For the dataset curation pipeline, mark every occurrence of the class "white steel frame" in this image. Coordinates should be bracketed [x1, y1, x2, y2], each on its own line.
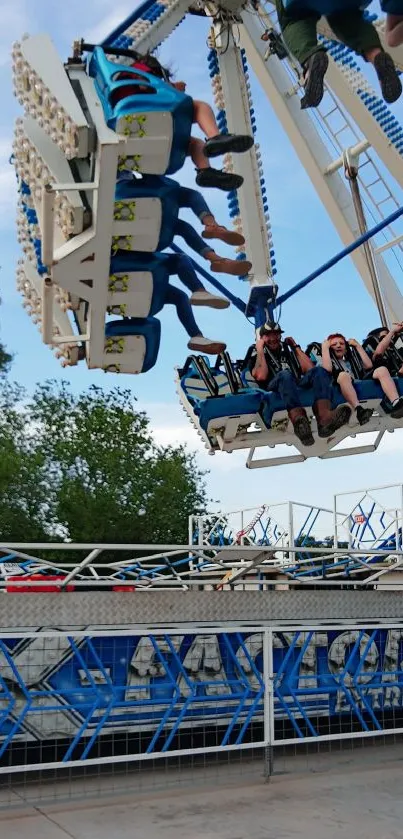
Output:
[2, 540, 403, 589]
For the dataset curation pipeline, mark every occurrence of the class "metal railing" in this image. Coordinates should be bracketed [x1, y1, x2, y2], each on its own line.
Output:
[1, 541, 403, 589]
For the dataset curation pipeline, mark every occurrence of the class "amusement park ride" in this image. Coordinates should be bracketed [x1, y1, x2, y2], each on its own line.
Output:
[11, 1, 403, 467]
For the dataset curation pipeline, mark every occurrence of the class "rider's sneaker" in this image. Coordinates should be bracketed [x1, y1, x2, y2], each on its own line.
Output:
[374, 52, 402, 104]
[300, 50, 329, 109]
[187, 336, 226, 355]
[190, 290, 229, 309]
[204, 133, 254, 158]
[196, 167, 243, 191]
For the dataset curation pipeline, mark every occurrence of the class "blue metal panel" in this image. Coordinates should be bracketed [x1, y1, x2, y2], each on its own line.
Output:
[2, 626, 403, 764]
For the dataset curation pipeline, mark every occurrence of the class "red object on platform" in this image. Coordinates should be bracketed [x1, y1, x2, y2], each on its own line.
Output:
[6, 575, 75, 593]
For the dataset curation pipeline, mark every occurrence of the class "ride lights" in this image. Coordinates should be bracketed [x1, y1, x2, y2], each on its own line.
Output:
[114, 200, 137, 221]
[111, 235, 132, 252]
[223, 152, 235, 172]
[11, 35, 89, 159]
[118, 154, 142, 172]
[13, 120, 80, 238]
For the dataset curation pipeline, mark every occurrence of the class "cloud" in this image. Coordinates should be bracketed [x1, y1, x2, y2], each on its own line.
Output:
[85, 3, 136, 44]
[0, 137, 17, 226]
[0, 2, 31, 66]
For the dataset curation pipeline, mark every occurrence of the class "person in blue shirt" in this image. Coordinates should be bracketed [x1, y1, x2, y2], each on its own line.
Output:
[275, 0, 402, 108]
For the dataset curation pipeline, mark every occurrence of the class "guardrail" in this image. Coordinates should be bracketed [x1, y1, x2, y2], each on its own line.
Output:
[1, 541, 403, 588]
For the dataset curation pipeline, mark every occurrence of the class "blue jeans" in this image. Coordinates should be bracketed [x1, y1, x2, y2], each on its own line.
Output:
[164, 253, 204, 339]
[164, 253, 204, 293]
[177, 186, 211, 221]
[165, 285, 200, 338]
[268, 367, 332, 410]
[174, 219, 211, 258]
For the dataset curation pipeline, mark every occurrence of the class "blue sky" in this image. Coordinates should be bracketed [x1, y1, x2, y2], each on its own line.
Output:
[1, 0, 403, 517]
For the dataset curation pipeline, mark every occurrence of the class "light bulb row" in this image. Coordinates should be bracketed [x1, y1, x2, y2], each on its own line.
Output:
[12, 41, 81, 159]
[17, 206, 71, 310]
[14, 122, 76, 237]
[16, 262, 77, 366]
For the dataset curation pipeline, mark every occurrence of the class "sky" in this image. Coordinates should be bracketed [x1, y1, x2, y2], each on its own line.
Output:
[1, 0, 403, 520]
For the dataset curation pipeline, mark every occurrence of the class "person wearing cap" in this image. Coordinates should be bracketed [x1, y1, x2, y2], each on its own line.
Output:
[247, 324, 351, 446]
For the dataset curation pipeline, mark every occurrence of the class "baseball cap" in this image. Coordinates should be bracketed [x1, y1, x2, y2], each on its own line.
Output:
[259, 321, 283, 337]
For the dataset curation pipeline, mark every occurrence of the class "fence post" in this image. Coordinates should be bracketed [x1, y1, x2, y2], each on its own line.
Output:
[263, 626, 274, 780]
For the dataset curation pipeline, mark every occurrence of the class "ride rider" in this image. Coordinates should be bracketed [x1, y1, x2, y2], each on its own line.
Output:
[112, 53, 254, 192]
[246, 323, 351, 446]
[363, 323, 403, 378]
[322, 333, 403, 422]
[275, 0, 402, 109]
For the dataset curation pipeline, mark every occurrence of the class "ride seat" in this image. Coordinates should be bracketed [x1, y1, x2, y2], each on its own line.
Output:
[114, 176, 180, 252]
[103, 317, 161, 374]
[196, 392, 263, 434]
[90, 47, 193, 175]
[181, 371, 233, 404]
[179, 357, 263, 440]
[108, 251, 171, 318]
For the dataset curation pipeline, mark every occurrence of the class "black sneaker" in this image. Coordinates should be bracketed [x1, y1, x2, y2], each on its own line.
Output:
[196, 167, 244, 191]
[293, 416, 315, 447]
[204, 133, 254, 159]
[356, 405, 374, 425]
[300, 50, 329, 109]
[374, 52, 402, 104]
[390, 396, 403, 418]
[317, 405, 352, 438]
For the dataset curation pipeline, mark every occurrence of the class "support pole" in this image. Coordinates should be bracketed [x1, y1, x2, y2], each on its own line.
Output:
[41, 277, 54, 345]
[346, 163, 389, 328]
[41, 184, 55, 269]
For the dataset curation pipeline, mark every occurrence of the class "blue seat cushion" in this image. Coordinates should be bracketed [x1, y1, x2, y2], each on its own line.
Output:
[197, 392, 263, 432]
[261, 377, 403, 429]
[105, 317, 161, 372]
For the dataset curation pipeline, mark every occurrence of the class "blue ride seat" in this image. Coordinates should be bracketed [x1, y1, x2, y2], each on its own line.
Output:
[114, 175, 180, 252]
[89, 47, 193, 175]
[332, 377, 403, 407]
[104, 317, 161, 374]
[196, 392, 263, 433]
[179, 357, 263, 435]
[109, 251, 171, 318]
[261, 376, 403, 430]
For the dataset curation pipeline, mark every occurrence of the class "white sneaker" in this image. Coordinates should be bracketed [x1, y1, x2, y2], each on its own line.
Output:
[187, 336, 226, 355]
[190, 290, 230, 309]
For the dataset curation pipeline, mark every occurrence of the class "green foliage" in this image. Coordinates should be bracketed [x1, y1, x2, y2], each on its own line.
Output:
[0, 380, 208, 546]
[0, 343, 12, 374]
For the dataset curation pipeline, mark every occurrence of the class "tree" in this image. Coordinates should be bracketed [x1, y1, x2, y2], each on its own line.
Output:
[0, 297, 12, 374]
[0, 381, 50, 541]
[0, 343, 12, 374]
[0, 381, 208, 548]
